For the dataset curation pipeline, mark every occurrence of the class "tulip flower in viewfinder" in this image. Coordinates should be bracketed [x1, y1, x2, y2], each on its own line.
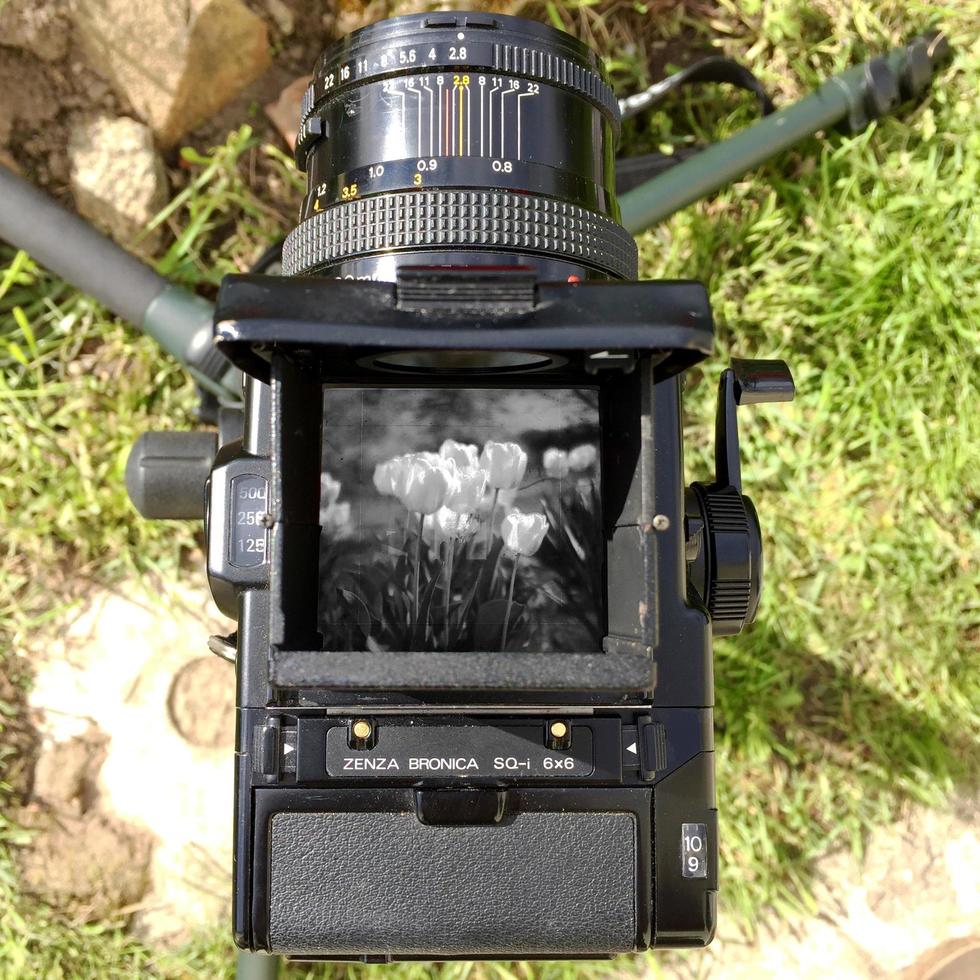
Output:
[424, 506, 478, 551]
[477, 488, 496, 517]
[499, 509, 550, 648]
[568, 443, 598, 471]
[394, 454, 450, 515]
[480, 441, 528, 490]
[387, 454, 414, 502]
[373, 456, 402, 496]
[500, 510, 549, 557]
[444, 464, 488, 514]
[440, 439, 480, 470]
[435, 506, 478, 540]
[543, 448, 571, 479]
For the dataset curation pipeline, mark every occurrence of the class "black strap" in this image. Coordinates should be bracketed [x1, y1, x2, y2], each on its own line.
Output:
[620, 55, 776, 119]
[665, 56, 775, 115]
[616, 57, 776, 195]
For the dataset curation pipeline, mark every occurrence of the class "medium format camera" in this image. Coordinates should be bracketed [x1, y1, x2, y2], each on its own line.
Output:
[128, 10, 793, 962]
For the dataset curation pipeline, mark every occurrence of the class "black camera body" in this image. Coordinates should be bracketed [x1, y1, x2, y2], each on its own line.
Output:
[198, 270, 791, 962]
[121, 10, 795, 962]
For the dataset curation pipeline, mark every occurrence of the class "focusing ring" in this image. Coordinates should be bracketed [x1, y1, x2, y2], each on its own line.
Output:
[282, 190, 639, 280]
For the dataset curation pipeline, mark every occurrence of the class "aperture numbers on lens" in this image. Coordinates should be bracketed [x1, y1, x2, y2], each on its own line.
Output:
[379, 47, 417, 68]
[301, 156, 612, 221]
[319, 42, 475, 97]
[320, 38, 494, 98]
[322, 63, 353, 92]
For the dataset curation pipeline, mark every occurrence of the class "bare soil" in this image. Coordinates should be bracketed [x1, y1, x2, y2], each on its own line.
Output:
[15, 805, 154, 922]
[23, 582, 235, 944]
[168, 656, 237, 748]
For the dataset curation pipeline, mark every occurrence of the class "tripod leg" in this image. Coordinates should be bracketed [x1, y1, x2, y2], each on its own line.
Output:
[235, 950, 281, 980]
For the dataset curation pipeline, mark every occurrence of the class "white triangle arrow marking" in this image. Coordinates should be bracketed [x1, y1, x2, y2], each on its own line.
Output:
[283, 743, 295, 755]
[626, 741, 637, 755]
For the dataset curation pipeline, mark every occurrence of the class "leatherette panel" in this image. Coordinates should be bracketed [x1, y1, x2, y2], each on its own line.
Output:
[268, 810, 636, 956]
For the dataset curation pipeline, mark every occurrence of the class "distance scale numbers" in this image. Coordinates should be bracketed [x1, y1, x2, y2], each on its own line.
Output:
[302, 153, 609, 223]
[380, 72, 542, 163]
[306, 72, 544, 214]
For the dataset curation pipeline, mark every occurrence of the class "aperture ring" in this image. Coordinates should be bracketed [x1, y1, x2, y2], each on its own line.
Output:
[301, 46, 619, 146]
[282, 190, 638, 280]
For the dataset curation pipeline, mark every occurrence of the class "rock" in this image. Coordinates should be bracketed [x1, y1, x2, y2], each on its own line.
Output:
[265, 0, 295, 35]
[264, 74, 311, 150]
[68, 115, 168, 256]
[0, 50, 59, 148]
[0, 148, 21, 173]
[71, 0, 271, 148]
[697, 795, 980, 980]
[0, 0, 71, 63]
[323, 0, 384, 39]
[15, 805, 154, 920]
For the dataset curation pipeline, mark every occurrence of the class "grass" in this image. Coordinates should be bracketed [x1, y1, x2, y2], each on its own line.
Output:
[1, 0, 978, 976]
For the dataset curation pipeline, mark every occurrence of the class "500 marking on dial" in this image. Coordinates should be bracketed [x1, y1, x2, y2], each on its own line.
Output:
[229, 474, 268, 569]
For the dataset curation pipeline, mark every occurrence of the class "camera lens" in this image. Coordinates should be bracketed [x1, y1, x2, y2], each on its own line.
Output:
[283, 11, 637, 282]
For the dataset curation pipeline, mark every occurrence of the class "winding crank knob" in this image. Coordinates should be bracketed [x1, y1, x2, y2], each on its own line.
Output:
[687, 358, 794, 636]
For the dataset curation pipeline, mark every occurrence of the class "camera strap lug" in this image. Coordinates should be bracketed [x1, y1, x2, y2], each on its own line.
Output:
[207, 632, 237, 664]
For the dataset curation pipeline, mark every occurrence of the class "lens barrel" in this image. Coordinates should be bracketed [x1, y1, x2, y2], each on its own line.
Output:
[284, 11, 637, 282]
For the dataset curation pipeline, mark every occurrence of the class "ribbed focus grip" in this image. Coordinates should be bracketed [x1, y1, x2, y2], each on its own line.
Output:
[282, 190, 639, 280]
